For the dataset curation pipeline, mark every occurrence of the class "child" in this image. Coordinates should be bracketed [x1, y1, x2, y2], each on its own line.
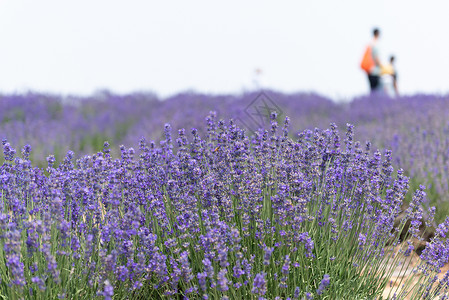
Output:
[380, 56, 399, 97]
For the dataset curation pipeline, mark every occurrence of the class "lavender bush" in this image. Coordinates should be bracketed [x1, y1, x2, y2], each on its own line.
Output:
[1, 112, 448, 299]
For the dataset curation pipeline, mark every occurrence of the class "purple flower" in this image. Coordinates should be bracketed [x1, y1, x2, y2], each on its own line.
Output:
[7, 255, 26, 287]
[179, 251, 194, 283]
[233, 260, 244, 279]
[217, 268, 228, 292]
[282, 255, 290, 276]
[31, 276, 46, 291]
[101, 280, 114, 300]
[252, 272, 267, 296]
[202, 258, 214, 279]
[263, 246, 274, 265]
[116, 265, 129, 282]
[294, 286, 300, 299]
[358, 233, 366, 248]
[197, 272, 208, 291]
[218, 247, 229, 268]
[316, 274, 330, 295]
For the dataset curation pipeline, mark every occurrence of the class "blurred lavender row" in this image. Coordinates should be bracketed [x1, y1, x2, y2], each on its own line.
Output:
[1, 91, 449, 216]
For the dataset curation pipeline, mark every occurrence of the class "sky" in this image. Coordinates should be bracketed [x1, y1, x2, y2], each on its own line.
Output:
[1, 0, 448, 101]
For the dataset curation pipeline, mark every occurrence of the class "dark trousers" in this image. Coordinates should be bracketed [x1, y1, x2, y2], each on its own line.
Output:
[368, 74, 380, 92]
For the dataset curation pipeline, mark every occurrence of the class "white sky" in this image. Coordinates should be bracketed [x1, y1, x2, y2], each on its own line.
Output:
[1, 0, 448, 101]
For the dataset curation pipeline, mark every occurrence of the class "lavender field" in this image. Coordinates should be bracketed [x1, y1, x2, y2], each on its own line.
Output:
[2, 91, 449, 220]
[1, 91, 449, 299]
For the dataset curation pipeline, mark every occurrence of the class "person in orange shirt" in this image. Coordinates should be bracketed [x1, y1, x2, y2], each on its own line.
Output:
[367, 28, 382, 92]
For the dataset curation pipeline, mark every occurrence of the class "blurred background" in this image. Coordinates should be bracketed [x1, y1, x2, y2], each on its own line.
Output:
[1, 0, 448, 101]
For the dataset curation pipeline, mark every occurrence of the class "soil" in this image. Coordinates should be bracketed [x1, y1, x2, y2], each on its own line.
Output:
[381, 248, 449, 299]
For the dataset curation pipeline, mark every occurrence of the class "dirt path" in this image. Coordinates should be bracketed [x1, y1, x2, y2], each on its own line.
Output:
[381, 249, 449, 299]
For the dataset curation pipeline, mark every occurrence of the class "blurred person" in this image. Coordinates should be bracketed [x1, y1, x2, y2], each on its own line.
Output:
[380, 56, 399, 97]
[360, 28, 382, 93]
